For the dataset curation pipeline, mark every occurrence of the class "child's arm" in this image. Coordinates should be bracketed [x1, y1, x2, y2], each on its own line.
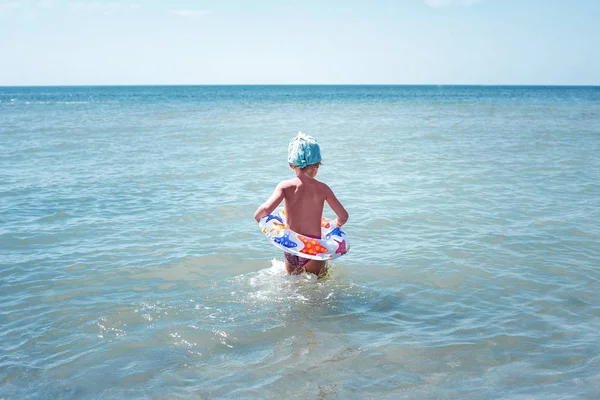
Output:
[325, 186, 348, 227]
[254, 182, 285, 222]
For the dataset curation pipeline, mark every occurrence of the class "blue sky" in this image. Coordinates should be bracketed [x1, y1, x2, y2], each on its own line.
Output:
[1, 0, 599, 85]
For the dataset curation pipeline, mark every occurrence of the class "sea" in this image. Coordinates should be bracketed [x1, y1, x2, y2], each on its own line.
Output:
[1, 85, 599, 399]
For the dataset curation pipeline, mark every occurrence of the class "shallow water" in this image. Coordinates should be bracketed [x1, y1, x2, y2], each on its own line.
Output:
[1, 86, 600, 399]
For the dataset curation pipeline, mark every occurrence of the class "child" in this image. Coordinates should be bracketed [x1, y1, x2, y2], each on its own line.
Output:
[254, 132, 348, 277]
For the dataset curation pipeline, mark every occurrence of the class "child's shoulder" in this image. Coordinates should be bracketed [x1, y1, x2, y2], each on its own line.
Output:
[277, 178, 299, 188]
[276, 177, 328, 190]
[274, 178, 299, 193]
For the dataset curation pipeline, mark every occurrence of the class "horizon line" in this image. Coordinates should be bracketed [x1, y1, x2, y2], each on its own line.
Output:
[1, 83, 599, 88]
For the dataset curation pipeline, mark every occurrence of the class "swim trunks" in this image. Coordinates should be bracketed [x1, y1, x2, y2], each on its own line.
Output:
[284, 252, 311, 268]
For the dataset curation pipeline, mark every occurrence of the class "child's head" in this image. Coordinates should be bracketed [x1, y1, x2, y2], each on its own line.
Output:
[288, 132, 322, 173]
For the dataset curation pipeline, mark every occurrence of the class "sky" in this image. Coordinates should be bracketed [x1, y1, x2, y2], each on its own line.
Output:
[0, 0, 599, 85]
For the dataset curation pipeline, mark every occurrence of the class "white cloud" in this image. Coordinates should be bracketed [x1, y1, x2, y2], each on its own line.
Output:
[169, 9, 210, 18]
[424, 0, 482, 8]
[36, 0, 53, 9]
[0, 1, 20, 9]
[68, 1, 118, 11]
[66, 1, 141, 12]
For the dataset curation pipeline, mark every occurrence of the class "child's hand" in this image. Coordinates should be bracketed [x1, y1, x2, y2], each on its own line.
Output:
[254, 209, 266, 222]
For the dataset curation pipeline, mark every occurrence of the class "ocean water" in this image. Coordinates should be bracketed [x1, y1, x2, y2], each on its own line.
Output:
[1, 85, 599, 399]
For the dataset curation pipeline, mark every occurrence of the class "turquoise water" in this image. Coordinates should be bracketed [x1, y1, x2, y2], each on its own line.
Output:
[1, 85, 599, 399]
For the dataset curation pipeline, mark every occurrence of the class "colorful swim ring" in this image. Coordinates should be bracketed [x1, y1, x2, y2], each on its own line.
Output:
[258, 208, 349, 261]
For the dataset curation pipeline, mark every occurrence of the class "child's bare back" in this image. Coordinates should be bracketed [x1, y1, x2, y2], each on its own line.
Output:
[254, 133, 348, 277]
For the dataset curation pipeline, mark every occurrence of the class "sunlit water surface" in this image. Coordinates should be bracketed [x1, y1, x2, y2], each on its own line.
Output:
[1, 86, 599, 399]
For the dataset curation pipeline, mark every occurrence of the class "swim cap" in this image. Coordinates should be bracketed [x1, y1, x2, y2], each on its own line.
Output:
[287, 132, 322, 169]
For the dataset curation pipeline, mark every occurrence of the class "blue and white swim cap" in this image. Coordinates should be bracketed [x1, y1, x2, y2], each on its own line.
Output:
[287, 132, 322, 169]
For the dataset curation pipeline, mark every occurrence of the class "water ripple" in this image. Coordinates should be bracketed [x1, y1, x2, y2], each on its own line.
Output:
[1, 86, 600, 399]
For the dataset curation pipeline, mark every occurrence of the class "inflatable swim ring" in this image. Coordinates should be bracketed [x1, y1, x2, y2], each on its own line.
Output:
[259, 208, 349, 261]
